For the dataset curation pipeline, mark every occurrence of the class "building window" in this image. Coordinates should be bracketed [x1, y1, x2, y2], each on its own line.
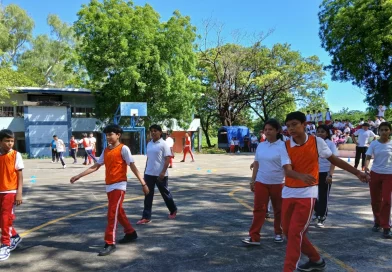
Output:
[27, 94, 62, 102]
[72, 107, 95, 118]
[0, 106, 14, 117]
[16, 106, 24, 117]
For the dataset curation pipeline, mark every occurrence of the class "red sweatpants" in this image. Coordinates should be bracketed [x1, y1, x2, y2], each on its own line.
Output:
[249, 182, 283, 241]
[369, 171, 392, 229]
[281, 198, 320, 272]
[105, 190, 135, 245]
[182, 146, 194, 161]
[0, 193, 18, 246]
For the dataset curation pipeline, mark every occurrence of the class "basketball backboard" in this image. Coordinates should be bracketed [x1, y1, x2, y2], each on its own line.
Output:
[120, 102, 147, 117]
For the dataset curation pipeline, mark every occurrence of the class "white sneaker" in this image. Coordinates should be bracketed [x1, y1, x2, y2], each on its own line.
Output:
[0, 245, 10, 261]
[9, 235, 22, 251]
[241, 237, 260, 246]
[274, 234, 284, 243]
[63, 165, 66, 169]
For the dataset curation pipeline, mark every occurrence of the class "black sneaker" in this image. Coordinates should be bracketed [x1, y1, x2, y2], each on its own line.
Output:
[118, 231, 138, 244]
[372, 223, 381, 232]
[316, 217, 326, 228]
[383, 228, 392, 239]
[98, 243, 116, 256]
[297, 258, 326, 271]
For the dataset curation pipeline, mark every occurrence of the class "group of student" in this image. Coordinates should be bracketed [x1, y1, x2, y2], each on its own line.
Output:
[242, 111, 392, 271]
[49, 133, 99, 169]
[1, 111, 391, 271]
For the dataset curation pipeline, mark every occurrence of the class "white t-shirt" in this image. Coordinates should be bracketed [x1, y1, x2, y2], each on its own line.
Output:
[254, 140, 289, 184]
[344, 127, 351, 134]
[0, 149, 24, 193]
[165, 137, 174, 148]
[354, 129, 376, 147]
[378, 106, 386, 117]
[233, 140, 239, 145]
[306, 114, 311, 122]
[89, 137, 97, 150]
[97, 145, 134, 192]
[317, 112, 323, 122]
[366, 140, 392, 174]
[79, 138, 92, 150]
[375, 119, 381, 127]
[251, 136, 258, 144]
[311, 113, 317, 122]
[280, 135, 333, 198]
[145, 139, 171, 176]
[55, 139, 65, 152]
[325, 111, 332, 121]
[319, 139, 338, 173]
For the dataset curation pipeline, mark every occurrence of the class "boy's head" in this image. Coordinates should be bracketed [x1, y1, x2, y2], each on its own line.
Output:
[362, 123, 370, 131]
[0, 129, 15, 152]
[312, 110, 316, 113]
[307, 110, 310, 113]
[53, 135, 58, 140]
[326, 108, 329, 111]
[89, 132, 94, 137]
[149, 124, 162, 141]
[103, 124, 123, 145]
[82, 133, 87, 138]
[285, 111, 306, 137]
[71, 135, 75, 139]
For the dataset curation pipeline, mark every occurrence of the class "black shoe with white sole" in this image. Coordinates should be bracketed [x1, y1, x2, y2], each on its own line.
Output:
[98, 244, 116, 256]
[372, 223, 381, 232]
[241, 237, 260, 246]
[118, 231, 138, 244]
[297, 258, 326, 271]
[383, 228, 392, 239]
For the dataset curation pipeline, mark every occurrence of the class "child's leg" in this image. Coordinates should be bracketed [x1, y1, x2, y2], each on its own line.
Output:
[361, 147, 368, 168]
[0, 194, 16, 246]
[189, 149, 194, 161]
[156, 176, 177, 214]
[380, 174, 392, 229]
[182, 147, 189, 161]
[105, 190, 129, 245]
[270, 184, 283, 235]
[84, 151, 88, 163]
[142, 175, 156, 220]
[248, 182, 269, 242]
[58, 152, 65, 166]
[115, 191, 135, 234]
[51, 149, 56, 162]
[369, 171, 383, 226]
[316, 172, 330, 218]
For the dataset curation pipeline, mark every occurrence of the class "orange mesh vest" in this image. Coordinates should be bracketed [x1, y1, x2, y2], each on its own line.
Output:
[285, 136, 319, 188]
[104, 144, 127, 185]
[185, 137, 191, 145]
[70, 139, 78, 149]
[0, 150, 18, 191]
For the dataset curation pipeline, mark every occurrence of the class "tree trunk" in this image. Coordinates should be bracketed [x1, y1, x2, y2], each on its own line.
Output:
[200, 116, 213, 148]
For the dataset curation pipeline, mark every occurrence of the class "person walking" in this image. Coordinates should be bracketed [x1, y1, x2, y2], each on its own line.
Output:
[365, 122, 392, 239]
[50, 137, 59, 163]
[351, 123, 376, 170]
[53, 135, 66, 169]
[165, 131, 174, 168]
[137, 124, 177, 225]
[69, 135, 78, 164]
[180, 132, 195, 162]
[242, 119, 287, 246]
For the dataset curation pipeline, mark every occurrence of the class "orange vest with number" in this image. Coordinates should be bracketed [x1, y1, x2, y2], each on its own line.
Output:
[104, 144, 127, 185]
[285, 136, 319, 188]
[0, 150, 18, 191]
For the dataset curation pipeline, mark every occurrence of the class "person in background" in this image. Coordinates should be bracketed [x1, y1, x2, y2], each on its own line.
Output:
[317, 110, 323, 126]
[53, 135, 66, 169]
[306, 111, 312, 124]
[180, 132, 195, 162]
[165, 131, 174, 168]
[80, 133, 97, 165]
[311, 110, 317, 123]
[230, 138, 235, 153]
[343, 124, 351, 135]
[374, 116, 381, 135]
[50, 136, 59, 163]
[365, 122, 392, 239]
[233, 137, 240, 153]
[378, 105, 386, 118]
[325, 108, 332, 125]
[352, 123, 376, 170]
[69, 135, 78, 164]
[250, 134, 258, 153]
[89, 132, 97, 159]
[359, 118, 365, 126]
[259, 130, 266, 143]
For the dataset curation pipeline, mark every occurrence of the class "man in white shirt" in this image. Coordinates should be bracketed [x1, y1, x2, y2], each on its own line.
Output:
[165, 131, 174, 168]
[137, 124, 177, 224]
[351, 123, 376, 170]
[378, 105, 386, 118]
[250, 134, 258, 152]
[325, 108, 332, 125]
[306, 111, 312, 123]
[374, 117, 381, 134]
[311, 110, 317, 123]
[53, 135, 66, 169]
[317, 110, 323, 125]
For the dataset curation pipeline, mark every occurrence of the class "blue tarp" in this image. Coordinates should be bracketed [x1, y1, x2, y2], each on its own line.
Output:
[217, 126, 250, 149]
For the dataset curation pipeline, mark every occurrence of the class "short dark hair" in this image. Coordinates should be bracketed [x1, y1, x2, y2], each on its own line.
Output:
[103, 124, 123, 134]
[53, 135, 57, 138]
[82, 133, 87, 137]
[149, 124, 162, 132]
[0, 129, 14, 141]
[379, 122, 392, 131]
[285, 111, 306, 123]
[317, 125, 332, 140]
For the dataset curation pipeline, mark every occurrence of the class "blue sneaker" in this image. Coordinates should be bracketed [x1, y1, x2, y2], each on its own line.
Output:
[9, 235, 22, 251]
[0, 245, 10, 261]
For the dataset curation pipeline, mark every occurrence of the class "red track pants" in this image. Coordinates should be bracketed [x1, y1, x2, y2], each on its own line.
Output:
[0, 193, 18, 246]
[281, 198, 320, 272]
[249, 182, 283, 241]
[182, 146, 194, 161]
[105, 190, 135, 245]
[369, 171, 392, 229]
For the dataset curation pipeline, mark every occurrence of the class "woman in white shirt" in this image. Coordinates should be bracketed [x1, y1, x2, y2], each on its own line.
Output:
[314, 125, 338, 228]
[242, 119, 289, 245]
[365, 122, 392, 239]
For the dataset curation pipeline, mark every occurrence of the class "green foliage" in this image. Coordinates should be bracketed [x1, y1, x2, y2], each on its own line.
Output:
[0, 68, 37, 104]
[332, 107, 371, 124]
[74, 0, 199, 123]
[297, 94, 329, 113]
[319, 0, 392, 106]
[0, 4, 34, 67]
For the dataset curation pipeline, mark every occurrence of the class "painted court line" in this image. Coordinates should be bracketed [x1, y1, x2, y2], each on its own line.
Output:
[228, 187, 357, 272]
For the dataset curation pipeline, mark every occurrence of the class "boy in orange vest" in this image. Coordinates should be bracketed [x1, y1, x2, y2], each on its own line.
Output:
[69, 135, 78, 164]
[0, 129, 24, 261]
[70, 124, 149, 256]
[280, 112, 369, 272]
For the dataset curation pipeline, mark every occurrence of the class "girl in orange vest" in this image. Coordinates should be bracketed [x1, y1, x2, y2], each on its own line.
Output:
[70, 124, 149, 256]
[280, 111, 369, 272]
[180, 132, 195, 162]
[69, 135, 78, 164]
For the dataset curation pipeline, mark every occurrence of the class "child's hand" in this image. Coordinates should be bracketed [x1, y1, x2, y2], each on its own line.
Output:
[70, 176, 80, 184]
[16, 192, 23, 206]
[142, 185, 149, 196]
[300, 174, 316, 185]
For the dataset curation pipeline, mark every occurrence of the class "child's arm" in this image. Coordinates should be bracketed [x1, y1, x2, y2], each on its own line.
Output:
[250, 161, 259, 192]
[364, 155, 372, 173]
[327, 155, 369, 182]
[129, 163, 149, 195]
[283, 164, 316, 185]
[158, 157, 170, 181]
[16, 170, 23, 205]
[326, 164, 335, 184]
[70, 163, 101, 183]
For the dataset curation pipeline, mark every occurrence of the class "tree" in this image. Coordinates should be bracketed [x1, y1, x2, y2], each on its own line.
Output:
[74, 0, 199, 123]
[0, 4, 34, 67]
[0, 68, 37, 104]
[17, 14, 81, 87]
[297, 93, 329, 113]
[332, 107, 371, 124]
[319, 0, 392, 106]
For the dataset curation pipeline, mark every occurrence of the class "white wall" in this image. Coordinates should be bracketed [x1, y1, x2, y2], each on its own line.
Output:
[0, 117, 24, 132]
[26, 106, 67, 122]
[72, 118, 103, 132]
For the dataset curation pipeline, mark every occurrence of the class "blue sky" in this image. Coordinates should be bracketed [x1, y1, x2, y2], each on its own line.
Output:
[4, 0, 369, 112]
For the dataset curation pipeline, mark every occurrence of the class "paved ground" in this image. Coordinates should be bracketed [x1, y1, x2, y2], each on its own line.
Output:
[0, 154, 390, 272]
